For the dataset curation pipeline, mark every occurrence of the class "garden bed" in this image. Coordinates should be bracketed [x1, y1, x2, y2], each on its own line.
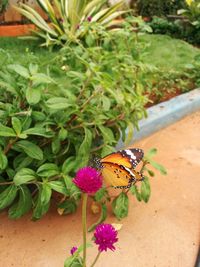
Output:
[0, 24, 35, 37]
[1, 34, 199, 104]
[0, 14, 200, 267]
[0, 32, 199, 222]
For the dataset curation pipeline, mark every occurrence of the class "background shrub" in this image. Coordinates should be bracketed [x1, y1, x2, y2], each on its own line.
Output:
[136, 0, 186, 17]
[148, 17, 200, 45]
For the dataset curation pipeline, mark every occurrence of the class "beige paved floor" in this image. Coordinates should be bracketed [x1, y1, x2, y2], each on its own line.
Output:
[0, 111, 200, 267]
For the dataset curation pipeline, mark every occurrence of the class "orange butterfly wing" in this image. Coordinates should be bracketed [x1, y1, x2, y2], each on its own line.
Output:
[101, 162, 134, 188]
[101, 148, 144, 168]
[100, 148, 144, 188]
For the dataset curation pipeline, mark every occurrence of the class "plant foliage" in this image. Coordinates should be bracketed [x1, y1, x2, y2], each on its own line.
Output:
[0, 0, 9, 15]
[15, 0, 127, 47]
[0, 18, 149, 220]
[136, 0, 186, 17]
[0, 18, 168, 221]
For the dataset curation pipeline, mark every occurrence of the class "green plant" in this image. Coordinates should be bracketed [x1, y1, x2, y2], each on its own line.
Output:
[63, 167, 118, 267]
[178, 0, 200, 21]
[183, 54, 200, 87]
[148, 17, 183, 36]
[15, 0, 127, 47]
[136, 0, 186, 17]
[0, 19, 167, 220]
[0, 0, 9, 16]
[148, 16, 200, 45]
[177, 0, 200, 44]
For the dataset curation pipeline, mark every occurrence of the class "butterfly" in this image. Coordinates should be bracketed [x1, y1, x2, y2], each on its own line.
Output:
[98, 148, 144, 189]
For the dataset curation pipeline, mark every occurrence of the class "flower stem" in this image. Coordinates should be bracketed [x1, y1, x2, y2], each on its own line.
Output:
[90, 251, 101, 267]
[82, 193, 88, 267]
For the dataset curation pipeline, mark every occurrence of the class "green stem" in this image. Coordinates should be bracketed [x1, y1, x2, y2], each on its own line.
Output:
[0, 181, 42, 186]
[82, 193, 88, 267]
[3, 137, 19, 155]
[90, 251, 101, 267]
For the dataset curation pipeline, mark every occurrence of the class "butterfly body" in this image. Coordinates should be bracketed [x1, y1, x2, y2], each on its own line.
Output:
[99, 148, 144, 188]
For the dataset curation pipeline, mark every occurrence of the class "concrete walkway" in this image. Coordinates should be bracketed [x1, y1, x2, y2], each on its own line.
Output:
[0, 111, 200, 267]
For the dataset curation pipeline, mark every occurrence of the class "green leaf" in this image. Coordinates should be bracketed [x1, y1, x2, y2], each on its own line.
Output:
[58, 127, 68, 141]
[0, 124, 16, 137]
[16, 156, 33, 171]
[32, 183, 52, 220]
[150, 160, 167, 175]
[0, 149, 8, 170]
[31, 73, 55, 85]
[98, 125, 115, 145]
[46, 97, 72, 110]
[62, 156, 77, 175]
[94, 187, 108, 202]
[63, 175, 81, 200]
[124, 122, 134, 146]
[130, 185, 142, 202]
[64, 257, 74, 267]
[14, 168, 37, 186]
[11, 117, 22, 135]
[64, 257, 83, 267]
[147, 169, 155, 177]
[0, 185, 18, 210]
[112, 192, 129, 220]
[26, 87, 41, 105]
[0, 176, 7, 193]
[85, 34, 94, 46]
[14, 140, 43, 160]
[76, 128, 92, 168]
[145, 148, 157, 160]
[101, 145, 115, 157]
[7, 64, 30, 78]
[101, 96, 111, 111]
[8, 185, 32, 219]
[29, 63, 38, 75]
[6, 168, 15, 179]
[51, 137, 60, 154]
[32, 111, 46, 121]
[49, 180, 69, 195]
[141, 176, 151, 203]
[58, 199, 77, 215]
[88, 203, 107, 232]
[23, 127, 53, 138]
[37, 163, 59, 177]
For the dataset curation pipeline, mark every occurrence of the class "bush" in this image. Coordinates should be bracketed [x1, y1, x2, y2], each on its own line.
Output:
[15, 0, 127, 47]
[148, 16, 200, 45]
[0, 21, 153, 220]
[136, 0, 186, 17]
[0, 0, 9, 16]
[148, 17, 183, 36]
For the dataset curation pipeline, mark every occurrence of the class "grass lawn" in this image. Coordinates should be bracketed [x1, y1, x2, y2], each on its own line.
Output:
[0, 34, 200, 71]
[0, 37, 57, 66]
[139, 34, 200, 71]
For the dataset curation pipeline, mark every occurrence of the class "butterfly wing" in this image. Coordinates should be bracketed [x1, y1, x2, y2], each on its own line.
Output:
[101, 162, 135, 188]
[101, 148, 144, 169]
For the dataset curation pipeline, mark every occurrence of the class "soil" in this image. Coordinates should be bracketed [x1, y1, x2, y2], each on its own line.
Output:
[145, 87, 183, 108]
[0, 110, 200, 267]
[145, 80, 196, 108]
[0, 21, 28, 26]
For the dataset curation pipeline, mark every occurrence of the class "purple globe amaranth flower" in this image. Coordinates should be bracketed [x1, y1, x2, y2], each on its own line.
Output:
[70, 246, 78, 255]
[94, 223, 118, 252]
[73, 167, 102, 194]
[87, 16, 92, 22]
